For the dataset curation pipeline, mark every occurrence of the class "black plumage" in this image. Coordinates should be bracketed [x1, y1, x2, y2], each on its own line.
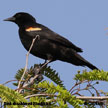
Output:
[4, 12, 98, 70]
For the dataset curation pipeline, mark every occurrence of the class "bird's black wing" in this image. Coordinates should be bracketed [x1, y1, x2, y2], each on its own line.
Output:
[26, 23, 83, 52]
[47, 31, 83, 52]
[40, 24, 83, 52]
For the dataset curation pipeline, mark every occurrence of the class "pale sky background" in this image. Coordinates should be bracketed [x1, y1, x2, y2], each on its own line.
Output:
[1, 0, 108, 107]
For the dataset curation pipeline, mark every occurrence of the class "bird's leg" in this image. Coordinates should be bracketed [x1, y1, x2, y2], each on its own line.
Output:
[41, 53, 53, 67]
[44, 60, 47, 64]
[29, 59, 52, 83]
[41, 60, 47, 66]
[41, 59, 52, 68]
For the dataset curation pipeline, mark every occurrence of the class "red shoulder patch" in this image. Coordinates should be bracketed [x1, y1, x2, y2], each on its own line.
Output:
[25, 27, 42, 32]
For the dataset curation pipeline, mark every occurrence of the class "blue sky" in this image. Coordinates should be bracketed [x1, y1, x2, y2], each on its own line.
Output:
[1, 0, 108, 105]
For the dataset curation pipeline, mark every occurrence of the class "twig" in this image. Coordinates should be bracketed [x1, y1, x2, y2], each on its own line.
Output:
[2, 80, 17, 85]
[24, 93, 57, 99]
[69, 80, 87, 94]
[76, 96, 108, 100]
[90, 84, 100, 96]
[17, 35, 39, 91]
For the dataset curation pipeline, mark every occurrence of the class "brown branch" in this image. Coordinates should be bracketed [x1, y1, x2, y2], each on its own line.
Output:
[17, 34, 51, 93]
[76, 96, 107, 106]
[24, 93, 57, 99]
[76, 96, 108, 100]
[18, 60, 51, 93]
[69, 80, 88, 93]
[2, 80, 17, 85]
[90, 84, 100, 96]
[17, 35, 39, 91]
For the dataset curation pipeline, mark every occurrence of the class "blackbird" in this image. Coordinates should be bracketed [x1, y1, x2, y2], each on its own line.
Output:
[4, 12, 98, 70]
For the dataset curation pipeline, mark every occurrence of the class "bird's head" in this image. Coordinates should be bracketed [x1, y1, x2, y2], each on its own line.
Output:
[4, 12, 36, 27]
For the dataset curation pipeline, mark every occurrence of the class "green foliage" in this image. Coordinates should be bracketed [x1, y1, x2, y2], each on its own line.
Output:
[74, 70, 108, 81]
[0, 81, 84, 108]
[11, 64, 84, 107]
[0, 84, 27, 108]
[13, 64, 65, 88]
[41, 65, 65, 88]
[35, 81, 84, 108]
[13, 68, 24, 86]
[29, 96, 55, 108]
[2, 65, 108, 108]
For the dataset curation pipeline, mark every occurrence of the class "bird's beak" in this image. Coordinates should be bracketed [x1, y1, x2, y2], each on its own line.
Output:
[4, 16, 15, 22]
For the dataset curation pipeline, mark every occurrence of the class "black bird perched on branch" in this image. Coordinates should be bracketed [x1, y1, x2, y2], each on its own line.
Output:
[4, 12, 98, 70]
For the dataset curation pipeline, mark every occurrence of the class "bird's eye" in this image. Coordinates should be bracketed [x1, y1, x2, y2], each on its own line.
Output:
[17, 14, 22, 18]
[14, 13, 21, 18]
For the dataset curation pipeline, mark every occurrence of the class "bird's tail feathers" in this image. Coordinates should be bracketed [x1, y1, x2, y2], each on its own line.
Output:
[84, 61, 99, 70]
